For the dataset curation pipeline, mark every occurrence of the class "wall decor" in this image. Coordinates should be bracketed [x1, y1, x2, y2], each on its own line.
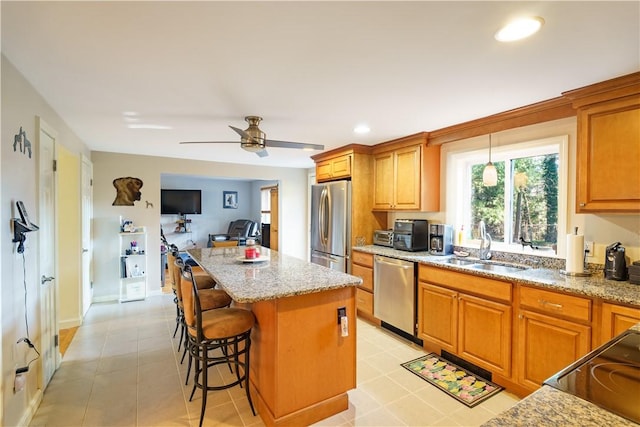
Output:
[13, 126, 32, 158]
[145, 201, 154, 209]
[223, 191, 238, 209]
[112, 177, 144, 206]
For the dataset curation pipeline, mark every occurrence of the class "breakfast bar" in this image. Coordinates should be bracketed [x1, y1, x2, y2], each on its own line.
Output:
[186, 246, 361, 427]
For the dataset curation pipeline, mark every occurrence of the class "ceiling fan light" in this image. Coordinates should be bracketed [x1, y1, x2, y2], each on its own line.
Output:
[483, 162, 498, 186]
[495, 17, 544, 42]
[241, 142, 265, 152]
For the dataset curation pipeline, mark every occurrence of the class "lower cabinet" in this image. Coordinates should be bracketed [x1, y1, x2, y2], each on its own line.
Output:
[516, 286, 592, 392]
[418, 266, 512, 377]
[352, 250, 376, 321]
[599, 302, 640, 345]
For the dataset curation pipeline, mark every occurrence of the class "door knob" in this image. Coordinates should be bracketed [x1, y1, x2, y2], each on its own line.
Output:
[82, 248, 89, 253]
[41, 275, 55, 285]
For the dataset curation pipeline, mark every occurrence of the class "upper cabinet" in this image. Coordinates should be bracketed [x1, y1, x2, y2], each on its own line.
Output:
[563, 72, 640, 213]
[315, 153, 352, 182]
[372, 133, 440, 212]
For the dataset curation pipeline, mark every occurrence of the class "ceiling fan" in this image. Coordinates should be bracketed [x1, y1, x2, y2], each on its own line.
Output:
[180, 116, 324, 157]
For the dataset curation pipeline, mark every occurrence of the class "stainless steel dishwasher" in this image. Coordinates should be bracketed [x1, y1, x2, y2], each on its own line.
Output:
[373, 255, 416, 338]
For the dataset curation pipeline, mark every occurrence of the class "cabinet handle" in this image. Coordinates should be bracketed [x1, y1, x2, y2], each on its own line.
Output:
[579, 203, 586, 207]
[518, 314, 523, 320]
[538, 299, 563, 310]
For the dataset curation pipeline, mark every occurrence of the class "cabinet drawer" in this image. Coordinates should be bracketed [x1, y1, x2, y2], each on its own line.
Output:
[352, 251, 374, 268]
[519, 286, 591, 322]
[419, 265, 512, 303]
[356, 288, 373, 315]
[352, 263, 373, 292]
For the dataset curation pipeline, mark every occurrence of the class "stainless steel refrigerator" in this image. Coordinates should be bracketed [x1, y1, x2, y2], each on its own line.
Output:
[310, 180, 351, 273]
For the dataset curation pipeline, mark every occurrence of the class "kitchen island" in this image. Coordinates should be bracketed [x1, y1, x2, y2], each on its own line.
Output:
[187, 247, 361, 427]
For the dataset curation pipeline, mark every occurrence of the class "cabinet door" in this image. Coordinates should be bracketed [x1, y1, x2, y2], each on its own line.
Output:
[316, 160, 334, 182]
[373, 152, 394, 209]
[599, 303, 640, 345]
[393, 145, 421, 210]
[418, 282, 457, 353]
[576, 96, 640, 212]
[517, 309, 591, 391]
[356, 288, 374, 316]
[458, 294, 512, 377]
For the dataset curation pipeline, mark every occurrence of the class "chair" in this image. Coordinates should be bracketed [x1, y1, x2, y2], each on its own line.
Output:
[212, 240, 239, 248]
[175, 258, 232, 385]
[182, 265, 256, 427]
[208, 219, 258, 246]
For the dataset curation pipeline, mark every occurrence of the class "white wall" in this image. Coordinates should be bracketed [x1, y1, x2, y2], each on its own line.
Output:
[1, 55, 90, 427]
[91, 151, 309, 302]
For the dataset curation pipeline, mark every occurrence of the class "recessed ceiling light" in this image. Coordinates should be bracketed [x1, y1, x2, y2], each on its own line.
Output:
[354, 124, 370, 134]
[495, 17, 544, 42]
[122, 111, 139, 117]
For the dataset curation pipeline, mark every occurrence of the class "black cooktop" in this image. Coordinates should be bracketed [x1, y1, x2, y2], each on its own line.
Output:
[545, 330, 640, 424]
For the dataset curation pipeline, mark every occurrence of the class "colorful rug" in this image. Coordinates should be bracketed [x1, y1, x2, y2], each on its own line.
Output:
[401, 353, 503, 407]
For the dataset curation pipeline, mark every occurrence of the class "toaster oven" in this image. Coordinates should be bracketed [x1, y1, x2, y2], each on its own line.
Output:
[373, 230, 394, 247]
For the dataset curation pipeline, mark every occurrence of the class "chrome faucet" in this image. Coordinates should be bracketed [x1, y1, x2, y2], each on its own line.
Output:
[479, 220, 492, 260]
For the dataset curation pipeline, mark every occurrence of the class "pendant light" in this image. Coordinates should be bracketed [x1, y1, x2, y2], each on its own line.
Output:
[482, 134, 497, 186]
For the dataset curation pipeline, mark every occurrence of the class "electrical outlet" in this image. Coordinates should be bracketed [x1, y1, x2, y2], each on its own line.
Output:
[585, 241, 594, 255]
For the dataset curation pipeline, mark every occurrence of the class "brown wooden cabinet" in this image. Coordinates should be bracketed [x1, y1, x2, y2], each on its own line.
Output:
[563, 72, 640, 212]
[599, 302, 640, 345]
[516, 286, 592, 392]
[372, 133, 440, 212]
[316, 154, 352, 182]
[312, 145, 387, 248]
[417, 265, 512, 377]
[351, 250, 377, 321]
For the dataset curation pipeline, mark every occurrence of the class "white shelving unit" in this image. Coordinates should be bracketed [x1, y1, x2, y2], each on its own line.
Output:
[119, 227, 147, 302]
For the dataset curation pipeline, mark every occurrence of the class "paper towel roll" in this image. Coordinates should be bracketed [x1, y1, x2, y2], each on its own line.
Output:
[566, 233, 585, 273]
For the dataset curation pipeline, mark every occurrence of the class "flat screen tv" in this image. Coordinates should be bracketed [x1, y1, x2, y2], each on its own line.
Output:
[161, 189, 202, 215]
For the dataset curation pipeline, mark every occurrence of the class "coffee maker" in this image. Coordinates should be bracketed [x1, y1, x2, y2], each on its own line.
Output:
[604, 242, 628, 281]
[429, 224, 453, 255]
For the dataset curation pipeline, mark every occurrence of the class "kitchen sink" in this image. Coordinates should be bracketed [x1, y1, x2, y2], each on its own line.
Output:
[444, 258, 477, 266]
[470, 263, 528, 273]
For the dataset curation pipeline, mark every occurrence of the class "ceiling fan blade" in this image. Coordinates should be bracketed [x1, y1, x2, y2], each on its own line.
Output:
[256, 149, 269, 158]
[265, 139, 324, 151]
[179, 141, 239, 144]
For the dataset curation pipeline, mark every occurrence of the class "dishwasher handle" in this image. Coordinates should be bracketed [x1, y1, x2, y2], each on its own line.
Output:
[375, 256, 413, 269]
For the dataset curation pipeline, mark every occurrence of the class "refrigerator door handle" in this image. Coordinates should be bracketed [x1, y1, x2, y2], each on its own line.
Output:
[319, 187, 330, 247]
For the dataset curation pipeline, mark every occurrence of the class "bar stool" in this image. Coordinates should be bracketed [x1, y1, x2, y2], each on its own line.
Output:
[175, 258, 233, 382]
[182, 265, 256, 427]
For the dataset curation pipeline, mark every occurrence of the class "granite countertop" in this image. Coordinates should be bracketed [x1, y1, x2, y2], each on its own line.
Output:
[187, 247, 362, 303]
[353, 245, 640, 306]
[481, 385, 638, 427]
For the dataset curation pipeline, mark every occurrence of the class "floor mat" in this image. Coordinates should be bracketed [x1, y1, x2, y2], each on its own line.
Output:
[401, 353, 503, 407]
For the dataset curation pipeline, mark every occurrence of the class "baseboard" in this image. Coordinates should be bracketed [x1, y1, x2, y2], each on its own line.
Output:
[59, 317, 82, 329]
[18, 387, 43, 427]
[91, 294, 119, 303]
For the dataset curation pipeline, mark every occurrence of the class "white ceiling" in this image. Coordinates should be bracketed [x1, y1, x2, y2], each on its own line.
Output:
[2, 1, 639, 168]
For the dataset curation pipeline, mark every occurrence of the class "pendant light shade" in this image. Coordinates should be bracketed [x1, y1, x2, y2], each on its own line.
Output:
[483, 135, 498, 186]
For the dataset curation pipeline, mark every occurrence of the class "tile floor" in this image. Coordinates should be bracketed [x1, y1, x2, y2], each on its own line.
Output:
[30, 294, 520, 427]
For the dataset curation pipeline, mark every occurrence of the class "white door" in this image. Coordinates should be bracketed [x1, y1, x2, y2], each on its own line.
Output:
[38, 117, 59, 387]
[81, 155, 93, 317]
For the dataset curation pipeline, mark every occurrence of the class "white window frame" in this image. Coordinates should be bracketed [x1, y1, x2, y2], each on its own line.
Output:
[449, 135, 568, 257]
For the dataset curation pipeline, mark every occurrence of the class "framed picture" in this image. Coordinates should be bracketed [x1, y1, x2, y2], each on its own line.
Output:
[223, 191, 238, 209]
